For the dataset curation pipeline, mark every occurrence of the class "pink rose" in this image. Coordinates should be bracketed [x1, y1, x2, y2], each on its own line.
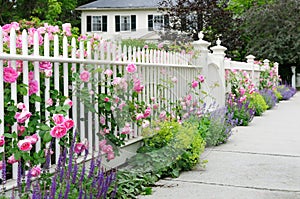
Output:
[46, 98, 53, 106]
[159, 111, 167, 119]
[15, 110, 32, 123]
[136, 113, 144, 121]
[100, 116, 106, 125]
[3, 67, 19, 83]
[39, 61, 52, 70]
[17, 139, 33, 151]
[18, 125, 26, 136]
[158, 43, 164, 49]
[7, 155, 18, 164]
[28, 71, 34, 81]
[17, 103, 26, 110]
[107, 152, 115, 160]
[126, 63, 137, 73]
[239, 87, 246, 96]
[104, 69, 113, 77]
[50, 125, 67, 139]
[198, 75, 205, 83]
[99, 139, 107, 149]
[0, 161, 3, 170]
[64, 98, 73, 107]
[74, 142, 86, 154]
[118, 101, 126, 110]
[63, 119, 74, 130]
[99, 128, 110, 135]
[104, 97, 109, 102]
[133, 78, 144, 93]
[44, 69, 53, 77]
[30, 166, 41, 177]
[191, 80, 199, 88]
[62, 23, 72, 36]
[120, 123, 131, 135]
[153, 104, 159, 110]
[102, 144, 113, 154]
[52, 114, 65, 125]
[80, 70, 90, 82]
[29, 80, 38, 96]
[143, 45, 148, 49]
[239, 96, 247, 103]
[142, 120, 150, 128]
[0, 135, 5, 147]
[25, 134, 39, 144]
[143, 107, 151, 118]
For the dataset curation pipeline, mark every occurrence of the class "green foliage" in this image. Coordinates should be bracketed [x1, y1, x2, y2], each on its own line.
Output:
[227, 0, 274, 16]
[121, 39, 157, 49]
[273, 89, 282, 102]
[248, 92, 268, 116]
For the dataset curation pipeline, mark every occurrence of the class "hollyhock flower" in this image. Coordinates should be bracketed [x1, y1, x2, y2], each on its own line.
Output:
[39, 61, 52, 70]
[25, 134, 39, 144]
[18, 125, 26, 136]
[198, 75, 205, 83]
[7, 155, 18, 164]
[44, 69, 53, 77]
[74, 142, 87, 154]
[143, 107, 151, 118]
[46, 98, 53, 106]
[17, 139, 32, 151]
[62, 23, 72, 36]
[15, 110, 32, 123]
[191, 80, 199, 88]
[142, 120, 150, 128]
[17, 103, 26, 110]
[3, 67, 19, 83]
[52, 114, 65, 125]
[63, 119, 74, 130]
[100, 116, 106, 125]
[104, 69, 113, 77]
[29, 80, 38, 96]
[64, 98, 73, 107]
[121, 123, 131, 134]
[80, 70, 90, 82]
[50, 125, 67, 139]
[126, 63, 137, 73]
[30, 166, 41, 177]
[136, 113, 144, 121]
[0, 135, 5, 147]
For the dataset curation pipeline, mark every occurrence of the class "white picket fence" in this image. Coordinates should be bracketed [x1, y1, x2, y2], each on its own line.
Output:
[0, 27, 275, 182]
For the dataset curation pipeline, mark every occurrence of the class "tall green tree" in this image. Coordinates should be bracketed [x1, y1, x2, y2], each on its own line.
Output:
[243, 0, 300, 82]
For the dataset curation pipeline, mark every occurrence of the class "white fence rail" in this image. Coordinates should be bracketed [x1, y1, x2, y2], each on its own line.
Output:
[0, 28, 274, 181]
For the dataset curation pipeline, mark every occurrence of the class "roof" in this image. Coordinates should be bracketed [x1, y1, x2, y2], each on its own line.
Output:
[76, 0, 163, 10]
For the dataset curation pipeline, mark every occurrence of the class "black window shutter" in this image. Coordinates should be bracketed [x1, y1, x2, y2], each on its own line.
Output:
[164, 15, 169, 29]
[131, 15, 136, 31]
[102, 16, 107, 32]
[87, 16, 91, 32]
[115, 15, 120, 32]
[148, 15, 153, 31]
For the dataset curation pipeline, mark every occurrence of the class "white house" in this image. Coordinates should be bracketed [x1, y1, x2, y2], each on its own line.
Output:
[76, 0, 169, 41]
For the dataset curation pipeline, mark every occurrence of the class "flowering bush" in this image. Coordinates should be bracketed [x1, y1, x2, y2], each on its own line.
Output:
[276, 85, 297, 100]
[247, 92, 268, 116]
[259, 89, 278, 109]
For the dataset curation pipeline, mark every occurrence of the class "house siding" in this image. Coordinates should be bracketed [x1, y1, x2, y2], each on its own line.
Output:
[81, 9, 163, 40]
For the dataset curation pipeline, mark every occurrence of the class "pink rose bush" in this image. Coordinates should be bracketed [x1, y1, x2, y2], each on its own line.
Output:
[3, 67, 19, 83]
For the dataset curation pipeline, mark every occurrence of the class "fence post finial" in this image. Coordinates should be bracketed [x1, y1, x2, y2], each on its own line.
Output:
[210, 38, 227, 57]
[246, 55, 255, 63]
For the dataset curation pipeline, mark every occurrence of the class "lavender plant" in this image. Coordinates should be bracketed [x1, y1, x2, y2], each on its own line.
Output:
[276, 85, 297, 100]
[259, 89, 277, 109]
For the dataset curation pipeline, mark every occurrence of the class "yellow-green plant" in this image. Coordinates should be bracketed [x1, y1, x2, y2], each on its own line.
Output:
[247, 92, 268, 116]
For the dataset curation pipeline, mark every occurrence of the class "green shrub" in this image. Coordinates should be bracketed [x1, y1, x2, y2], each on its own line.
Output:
[248, 92, 268, 116]
[273, 88, 283, 102]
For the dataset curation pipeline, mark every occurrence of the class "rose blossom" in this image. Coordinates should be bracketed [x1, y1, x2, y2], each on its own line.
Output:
[25, 134, 39, 144]
[44, 69, 53, 77]
[104, 97, 109, 102]
[29, 80, 38, 96]
[15, 110, 32, 123]
[63, 119, 74, 130]
[64, 98, 73, 107]
[0, 161, 3, 170]
[143, 107, 151, 118]
[30, 166, 41, 177]
[159, 111, 167, 119]
[18, 125, 26, 136]
[121, 123, 131, 134]
[28, 71, 34, 81]
[104, 69, 113, 77]
[100, 116, 106, 125]
[3, 67, 19, 83]
[50, 125, 67, 139]
[74, 142, 87, 154]
[46, 98, 53, 106]
[99, 139, 107, 149]
[17, 139, 33, 151]
[80, 70, 90, 82]
[136, 113, 144, 121]
[17, 103, 26, 110]
[100, 128, 110, 135]
[7, 155, 18, 164]
[52, 114, 65, 125]
[198, 75, 205, 83]
[107, 152, 115, 160]
[102, 144, 113, 154]
[39, 61, 52, 70]
[62, 23, 72, 36]
[191, 80, 199, 88]
[0, 135, 5, 147]
[126, 63, 137, 73]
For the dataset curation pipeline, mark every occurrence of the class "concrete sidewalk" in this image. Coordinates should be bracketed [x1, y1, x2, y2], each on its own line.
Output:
[139, 93, 300, 199]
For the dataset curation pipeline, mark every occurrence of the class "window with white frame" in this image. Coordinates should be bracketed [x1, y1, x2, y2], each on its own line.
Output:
[153, 15, 164, 31]
[92, 16, 102, 31]
[121, 16, 131, 31]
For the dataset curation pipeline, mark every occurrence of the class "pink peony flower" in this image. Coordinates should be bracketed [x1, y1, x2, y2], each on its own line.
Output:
[64, 98, 73, 107]
[63, 119, 74, 130]
[74, 142, 87, 154]
[30, 166, 41, 177]
[198, 75, 205, 83]
[17, 139, 33, 151]
[39, 61, 52, 70]
[136, 113, 144, 121]
[25, 134, 39, 144]
[0, 135, 5, 147]
[29, 80, 38, 96]
[104, 69, 113, 77]
[191, 80, 199, 88]
[50, 125, 67, 139]
[15, 110, 32, 123]
[52, 114, 65, 125]
[3, 67, 19, 83]
[80, 70, 90, 82]
[126, 63, 137, 73]
[7, 155, 18, 164]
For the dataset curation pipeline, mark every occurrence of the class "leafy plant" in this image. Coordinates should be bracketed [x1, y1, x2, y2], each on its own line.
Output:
[247, 92, 268, 116]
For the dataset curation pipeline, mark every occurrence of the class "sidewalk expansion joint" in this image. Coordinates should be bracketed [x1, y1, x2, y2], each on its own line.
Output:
[211, 149, 300, 158]
[162, 179, 300, 193]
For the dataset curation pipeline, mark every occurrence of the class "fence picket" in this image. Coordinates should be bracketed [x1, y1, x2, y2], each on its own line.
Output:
[0, 28, 4, 154]
[87, 41, 93, 152]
